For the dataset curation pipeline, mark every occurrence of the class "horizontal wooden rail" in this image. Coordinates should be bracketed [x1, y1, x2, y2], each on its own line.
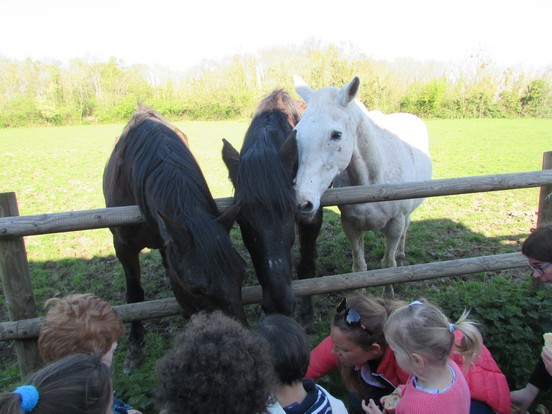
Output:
[1, 170, 550, 238]
[0, 252, 526, 341]
[320, 170, 552, 206]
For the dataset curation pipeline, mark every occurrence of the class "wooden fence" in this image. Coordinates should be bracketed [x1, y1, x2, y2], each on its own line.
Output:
[1, 152, 552, 376]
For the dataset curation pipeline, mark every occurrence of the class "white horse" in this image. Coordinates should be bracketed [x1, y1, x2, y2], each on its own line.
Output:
[292, 76, 432, 272]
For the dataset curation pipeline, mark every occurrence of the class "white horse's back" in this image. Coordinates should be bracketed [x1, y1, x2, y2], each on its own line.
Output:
[365, 109, 432, 182]
[367, 110, 430, 153]
[293, 76, 432, 271]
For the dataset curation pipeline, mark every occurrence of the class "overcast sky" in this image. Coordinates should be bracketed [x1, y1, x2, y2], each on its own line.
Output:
[1, 0, 551, 72]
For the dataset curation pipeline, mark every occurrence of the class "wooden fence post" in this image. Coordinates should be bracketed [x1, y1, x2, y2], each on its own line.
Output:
[0, 193, 42, 377]
[537, 152, 552, 227]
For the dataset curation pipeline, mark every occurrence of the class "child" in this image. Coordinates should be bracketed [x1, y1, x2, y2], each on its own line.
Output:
[0, 352, 112, 414]
[155, 310, 274, 414]
[361, 300, 482, 414]
[38, 293, 123, 364]
[511, 225, 552, 411]
[255, 314, 348, 413]
[306, 294, 510, 414]
[37, 293, 139, 414]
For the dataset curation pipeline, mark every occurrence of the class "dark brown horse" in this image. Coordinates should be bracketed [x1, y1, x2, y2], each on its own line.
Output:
[104, 106, 246, 368]
[222, 90, 322, 330]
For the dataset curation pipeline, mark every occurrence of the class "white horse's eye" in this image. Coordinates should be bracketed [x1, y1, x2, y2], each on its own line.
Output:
[330, 131, 342, 141]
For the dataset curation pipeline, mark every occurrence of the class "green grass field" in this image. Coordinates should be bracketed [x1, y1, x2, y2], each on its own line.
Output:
[1, 118, 552, 412]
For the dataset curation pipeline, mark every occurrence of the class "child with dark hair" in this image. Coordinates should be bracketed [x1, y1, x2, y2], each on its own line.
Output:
[0, 352, 112, 414]
[37, 294, 139, 414]
[155, 311, 274, 414]
[255, 314, 348, 413]
[511, 225, 552, 411]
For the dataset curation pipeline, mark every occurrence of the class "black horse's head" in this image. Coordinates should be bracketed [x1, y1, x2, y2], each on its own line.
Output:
[221, 90, 302, 316]
[105, 108, 248, 325]
[157, 204, 247, 324]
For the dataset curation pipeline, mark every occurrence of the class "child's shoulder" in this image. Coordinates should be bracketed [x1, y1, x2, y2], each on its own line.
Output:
[313, 383, 348, 414]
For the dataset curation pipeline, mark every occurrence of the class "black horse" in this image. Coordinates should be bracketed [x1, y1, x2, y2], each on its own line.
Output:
[104, 106, 246, 368]
[222, 90, 322, 330]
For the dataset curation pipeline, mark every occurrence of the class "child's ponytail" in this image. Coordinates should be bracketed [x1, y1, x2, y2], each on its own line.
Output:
[452, 309, 483, 367]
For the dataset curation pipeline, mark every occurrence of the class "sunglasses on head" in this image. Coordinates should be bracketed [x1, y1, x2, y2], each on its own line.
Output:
[336, 298, 371, 334]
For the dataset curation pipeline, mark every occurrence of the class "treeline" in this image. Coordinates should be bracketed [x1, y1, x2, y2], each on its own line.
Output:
[1, 43, 551, 127]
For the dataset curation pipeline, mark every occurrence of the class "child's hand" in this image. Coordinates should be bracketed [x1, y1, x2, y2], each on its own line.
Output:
[542, 346, 552, 376]
[380, 386, 402, 413]
[361, 398, 383, 414]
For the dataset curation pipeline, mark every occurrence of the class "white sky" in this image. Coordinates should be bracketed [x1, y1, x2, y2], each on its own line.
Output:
[1, 0, 551, 73]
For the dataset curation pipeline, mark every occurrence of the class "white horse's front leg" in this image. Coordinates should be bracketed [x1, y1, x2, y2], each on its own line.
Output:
[341, 217, 367, 272]
[382, 217, 407, 268]
[396, 215, 411, 266]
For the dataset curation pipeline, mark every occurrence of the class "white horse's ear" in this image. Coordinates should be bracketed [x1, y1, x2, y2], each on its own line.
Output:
[337, 76, 360, 107]
[293, 75, 313, 103]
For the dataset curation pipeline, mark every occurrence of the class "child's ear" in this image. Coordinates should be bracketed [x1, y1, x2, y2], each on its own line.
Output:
[411, 352, 425, 368]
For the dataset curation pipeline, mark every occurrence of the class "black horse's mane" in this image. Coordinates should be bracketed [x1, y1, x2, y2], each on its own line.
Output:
[109, 113, 240, 273]
[238, 112, 295, 218]
[236, 90, 300, 218]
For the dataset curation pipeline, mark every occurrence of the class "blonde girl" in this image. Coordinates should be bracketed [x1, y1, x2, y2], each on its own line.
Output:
[362, 300, 482, 414]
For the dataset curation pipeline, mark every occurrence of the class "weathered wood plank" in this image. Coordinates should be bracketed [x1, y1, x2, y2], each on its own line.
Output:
[538, 152, 552, 227]
[2, 171, 551, 238]
[0, 252, 525, 341]
[0, 193, 42, 375]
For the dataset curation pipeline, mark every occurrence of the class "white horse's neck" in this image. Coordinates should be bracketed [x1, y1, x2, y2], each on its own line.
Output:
[346, 102, 383, 186]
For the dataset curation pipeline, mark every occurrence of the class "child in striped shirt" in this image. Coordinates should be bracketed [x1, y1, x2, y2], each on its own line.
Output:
[255, 314, 348, 414]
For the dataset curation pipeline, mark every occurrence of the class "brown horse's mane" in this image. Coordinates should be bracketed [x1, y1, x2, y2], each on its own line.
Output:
[121, 104, 189, 146]
[105, 105, 240, 276]
[254, 89, 305, 128]
[107, 105, 191, 195]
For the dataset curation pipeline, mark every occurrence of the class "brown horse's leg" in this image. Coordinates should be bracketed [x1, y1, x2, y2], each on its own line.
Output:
[296, 207, 323, 333]
[113, 237, 145, 371]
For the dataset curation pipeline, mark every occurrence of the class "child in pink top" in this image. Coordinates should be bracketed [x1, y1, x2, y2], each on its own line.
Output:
[362, 300, 482, 414]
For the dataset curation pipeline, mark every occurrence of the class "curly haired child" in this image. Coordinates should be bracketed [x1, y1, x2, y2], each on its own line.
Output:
[37, 293, 139, 414]
[155, 310, 274, 414]
[38, 293, 123, 364]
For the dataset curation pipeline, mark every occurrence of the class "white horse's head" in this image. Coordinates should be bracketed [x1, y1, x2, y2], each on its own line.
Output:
[292, 75, 360, 219]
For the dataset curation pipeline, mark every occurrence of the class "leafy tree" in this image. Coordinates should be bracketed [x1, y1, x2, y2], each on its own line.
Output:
[0, 47, 551, 127]
[521, 79, 551, 117]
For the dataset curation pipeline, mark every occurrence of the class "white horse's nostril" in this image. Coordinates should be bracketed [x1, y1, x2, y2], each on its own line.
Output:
[297, 199, 316, 217]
